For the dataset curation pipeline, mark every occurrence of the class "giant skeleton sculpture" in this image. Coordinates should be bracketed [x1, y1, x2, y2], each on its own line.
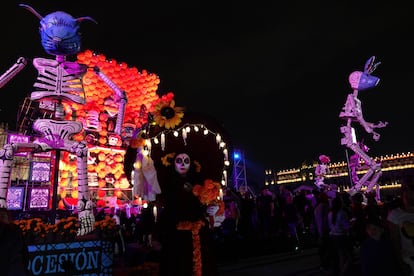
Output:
[339, 56, 388, 200]
[0, 4, 127, 235]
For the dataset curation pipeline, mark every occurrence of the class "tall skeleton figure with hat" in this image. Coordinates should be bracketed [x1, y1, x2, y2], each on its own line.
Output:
[339, 56, 388, 200]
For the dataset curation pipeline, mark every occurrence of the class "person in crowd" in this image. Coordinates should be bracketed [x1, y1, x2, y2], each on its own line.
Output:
[237, 190, 257, 240]
[387, 175, 414, 275]
[278, 185, 292, 209]
[139, 201, 156, 247]
[111, 207, 125, 255]
[328, 196, 353, 276]
[223, 188, 241, 233]
[156, 152, 218, 276]
[360, 216, 400, 276]
[256, 187, 275, 240]
[0, 208, 30, 276]
[313, 191, 331, 272]
[293, 189, 309, 234]
[281, 191, 300, 252]
[350, 192, 367, 248]
[364, 191, 383, 222]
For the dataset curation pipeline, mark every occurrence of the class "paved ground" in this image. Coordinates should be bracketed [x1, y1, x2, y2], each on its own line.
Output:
[112, 235, 362, 275]
[218, 248, 362, 276]
[112, 242, 162, 275]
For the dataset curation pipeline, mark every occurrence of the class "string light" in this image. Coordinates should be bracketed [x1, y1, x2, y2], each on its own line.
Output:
[216, 134, 221, 144]
[223, 149, 228, 161]
[182, 128, 187, 145]
[149, 123, 231, 186]
[161, 133, 165, 151]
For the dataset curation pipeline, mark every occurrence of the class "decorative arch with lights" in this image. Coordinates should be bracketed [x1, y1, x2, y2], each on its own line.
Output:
[148, 112, 232, 188]
[122, 110, 232, 205]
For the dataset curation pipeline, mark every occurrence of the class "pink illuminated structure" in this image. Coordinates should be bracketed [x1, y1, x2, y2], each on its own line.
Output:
[339, 56, 388, 200]
[0, 4, 121, 235]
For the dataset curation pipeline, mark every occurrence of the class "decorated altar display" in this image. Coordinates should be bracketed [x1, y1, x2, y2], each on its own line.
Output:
[0, 4, 171, 275]
[0, 3, 232, 275]
[0, 4, 165, 218]
[58, 49, 163, 208]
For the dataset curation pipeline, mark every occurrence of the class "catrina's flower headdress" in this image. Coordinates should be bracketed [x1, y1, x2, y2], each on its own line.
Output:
[161, 152, 176, 167]
[161, 152, 201, 173]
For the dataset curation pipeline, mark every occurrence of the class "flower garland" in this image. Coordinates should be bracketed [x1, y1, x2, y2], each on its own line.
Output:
[14, 216, 79, 244]
[93, 215, 118, 240]
[176, 220, 205, 276]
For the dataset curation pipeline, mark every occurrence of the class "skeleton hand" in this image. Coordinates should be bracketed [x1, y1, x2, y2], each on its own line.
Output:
[372, 131, 380, 141]
[206, 205, 219, 216]
[374, 121, 388, 129]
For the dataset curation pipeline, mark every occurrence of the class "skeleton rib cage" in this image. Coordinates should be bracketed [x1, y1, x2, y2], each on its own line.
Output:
[30, 57, 86, 105]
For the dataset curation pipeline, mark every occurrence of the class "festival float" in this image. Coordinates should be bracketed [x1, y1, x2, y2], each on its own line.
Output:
[0, 4, 231, 275]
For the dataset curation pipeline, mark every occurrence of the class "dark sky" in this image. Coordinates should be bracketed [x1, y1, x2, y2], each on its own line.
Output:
[1, 1, 413, 186]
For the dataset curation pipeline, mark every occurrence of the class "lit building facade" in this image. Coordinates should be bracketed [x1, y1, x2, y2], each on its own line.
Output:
[265, 152, 414, 197]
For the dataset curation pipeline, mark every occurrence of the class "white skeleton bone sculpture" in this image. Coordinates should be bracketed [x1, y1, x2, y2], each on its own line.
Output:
[339, 56, 388, 200]
[0, 4, 127, 235]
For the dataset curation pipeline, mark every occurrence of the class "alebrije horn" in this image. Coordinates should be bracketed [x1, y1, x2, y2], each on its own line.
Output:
[19, 3, 43, 20]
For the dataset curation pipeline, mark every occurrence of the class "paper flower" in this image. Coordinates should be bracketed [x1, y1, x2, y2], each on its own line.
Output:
[152, 99, 184, 129]
[161, 152, 176, 167]
[192, 179, 221, 206]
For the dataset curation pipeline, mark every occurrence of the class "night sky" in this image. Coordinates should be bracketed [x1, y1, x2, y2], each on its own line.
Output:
[1, 1, 413, 187]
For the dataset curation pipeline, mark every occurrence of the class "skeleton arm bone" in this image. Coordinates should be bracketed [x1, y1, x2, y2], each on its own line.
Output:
[340, 91, 388, 141]
[359, 118, 388, 141]
[357, 108, 388, 135]
[93, 66, 127, 135]
[0, 57, 27, 88]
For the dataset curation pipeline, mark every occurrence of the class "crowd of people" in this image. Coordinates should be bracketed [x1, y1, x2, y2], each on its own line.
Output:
[4, 174, 414, 275]
[110, 174, 414, 276]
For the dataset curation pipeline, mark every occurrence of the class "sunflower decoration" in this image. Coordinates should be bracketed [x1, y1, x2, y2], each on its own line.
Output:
[161, 152, 176, 167]
[152, 96, 185, 129]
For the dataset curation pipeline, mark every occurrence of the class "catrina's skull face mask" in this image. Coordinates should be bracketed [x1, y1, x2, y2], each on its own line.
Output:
[175, 153, 190, 176]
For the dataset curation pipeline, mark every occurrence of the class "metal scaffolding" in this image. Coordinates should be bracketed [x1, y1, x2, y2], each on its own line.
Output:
[232, 149, 248, 193]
